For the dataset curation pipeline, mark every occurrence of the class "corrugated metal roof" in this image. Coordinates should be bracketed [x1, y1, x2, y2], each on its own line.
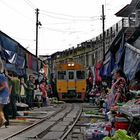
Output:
[130, 0, 140, 6]
[115, 0, 140, 17]
[115, 5, 134, 17]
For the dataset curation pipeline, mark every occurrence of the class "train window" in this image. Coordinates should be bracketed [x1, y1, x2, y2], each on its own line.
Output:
[58, 71, 66, 80]
[68, 71, 74, 80]
[76, 71, 85, 79]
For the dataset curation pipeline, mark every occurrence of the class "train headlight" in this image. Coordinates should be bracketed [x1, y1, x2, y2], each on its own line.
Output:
[68, 63, 75, 66]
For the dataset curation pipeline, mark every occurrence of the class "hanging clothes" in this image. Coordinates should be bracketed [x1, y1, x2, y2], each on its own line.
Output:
[95, 61, 103, 84]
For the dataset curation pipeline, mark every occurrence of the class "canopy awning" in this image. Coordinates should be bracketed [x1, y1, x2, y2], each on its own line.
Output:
[124, 43, 140, 80]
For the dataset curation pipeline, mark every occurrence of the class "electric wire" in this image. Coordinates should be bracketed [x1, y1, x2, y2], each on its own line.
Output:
[12, 36, 35, 41]
[43, 22, 80, 25]
[0, 0, 34, 22]
[1, 0, 127, 55]
[23, 0, 36, 10]
[40, 26, 83, 33]
[40, 12, 99, 21]
[41, 9, 99, 19]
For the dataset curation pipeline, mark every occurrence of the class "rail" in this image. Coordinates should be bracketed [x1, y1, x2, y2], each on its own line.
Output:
[3, 104, 66, 140]
[4, 103, 82, 140]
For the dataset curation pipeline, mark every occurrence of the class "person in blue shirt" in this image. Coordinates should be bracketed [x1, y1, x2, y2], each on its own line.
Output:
[0, 73, 9, 127]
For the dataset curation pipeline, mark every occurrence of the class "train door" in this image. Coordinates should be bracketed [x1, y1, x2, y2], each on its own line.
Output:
[67, 70, 76, 91]
[57, 71, 67, 93]
[76, 70, 86, 100]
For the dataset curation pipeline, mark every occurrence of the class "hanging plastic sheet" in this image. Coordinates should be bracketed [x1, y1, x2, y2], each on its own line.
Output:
[1, 49, 17, 64]
[100, 54, 116, 78]
[95, 61, 102, 83]
[5, 63, 26, 76]
[115, 43, 125, 69]
[100, 57, 110, 77]
[17, 44, 26, 57]
[112, 33, 125, 70]
[124, 43, 140, 80]
[32, 56, 38, 72]
[27, 54, 33, 69]
[15, 55, 25, 69]
[0, 33, 17, 52]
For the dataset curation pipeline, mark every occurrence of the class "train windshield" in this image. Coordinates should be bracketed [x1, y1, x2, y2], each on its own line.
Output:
[76, 71, 85, 79]
[68, 71, 74, 80]
[58, 71, 66, 80]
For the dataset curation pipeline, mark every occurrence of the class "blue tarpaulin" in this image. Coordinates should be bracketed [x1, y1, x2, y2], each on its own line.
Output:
[17, 45, 26, 57]
[1, 49, 17, 64]
[124, 43, 140, 80]
[0, 34, 17, 52]
[5, 63, 26, 76]
[100, 53, 116, 78]
[113, 33, 125, 69]
[1, 48, 26, 75]
[15, 55, 25, 69]
[115, 43, 125, 69]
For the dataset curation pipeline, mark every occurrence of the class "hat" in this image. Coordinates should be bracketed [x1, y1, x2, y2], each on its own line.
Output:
[0, 58, 4, 73]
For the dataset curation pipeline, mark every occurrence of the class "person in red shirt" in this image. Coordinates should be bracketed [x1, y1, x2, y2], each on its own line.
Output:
[39, 80, 47, 106]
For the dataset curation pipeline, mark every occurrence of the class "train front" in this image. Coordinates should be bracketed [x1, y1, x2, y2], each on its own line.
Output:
[56, 62, 86, 101]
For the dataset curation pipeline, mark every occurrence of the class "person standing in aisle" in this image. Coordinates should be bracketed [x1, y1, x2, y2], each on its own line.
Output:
[3, 70, 12, 127]
[19, 77, 27, 103]
[26, 75, 34, 109]
[0, 70, 10, 127]
[10, 73, 20, 119]
[39, 80, 48, 106]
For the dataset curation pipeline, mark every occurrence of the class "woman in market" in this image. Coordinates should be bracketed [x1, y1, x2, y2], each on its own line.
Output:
[107, 69, 127, 110]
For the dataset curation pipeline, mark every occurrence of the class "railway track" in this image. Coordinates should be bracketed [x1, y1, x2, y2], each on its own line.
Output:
[65, 104, 105, 140]
[4, 103, 82, 140]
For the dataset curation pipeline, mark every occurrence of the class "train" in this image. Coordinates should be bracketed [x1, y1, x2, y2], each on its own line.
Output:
[56, 61, 87, 101]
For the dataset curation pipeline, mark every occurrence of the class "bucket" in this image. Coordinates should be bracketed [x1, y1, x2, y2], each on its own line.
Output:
[115, 122, 129, 130]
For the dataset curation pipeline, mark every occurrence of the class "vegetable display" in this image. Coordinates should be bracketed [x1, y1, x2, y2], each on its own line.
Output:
[103, 130, 136, 140]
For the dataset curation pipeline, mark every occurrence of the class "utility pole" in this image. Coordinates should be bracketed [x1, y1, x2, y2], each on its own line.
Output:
[35, 8, 39, 57]
[102, 5, 105, 60]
